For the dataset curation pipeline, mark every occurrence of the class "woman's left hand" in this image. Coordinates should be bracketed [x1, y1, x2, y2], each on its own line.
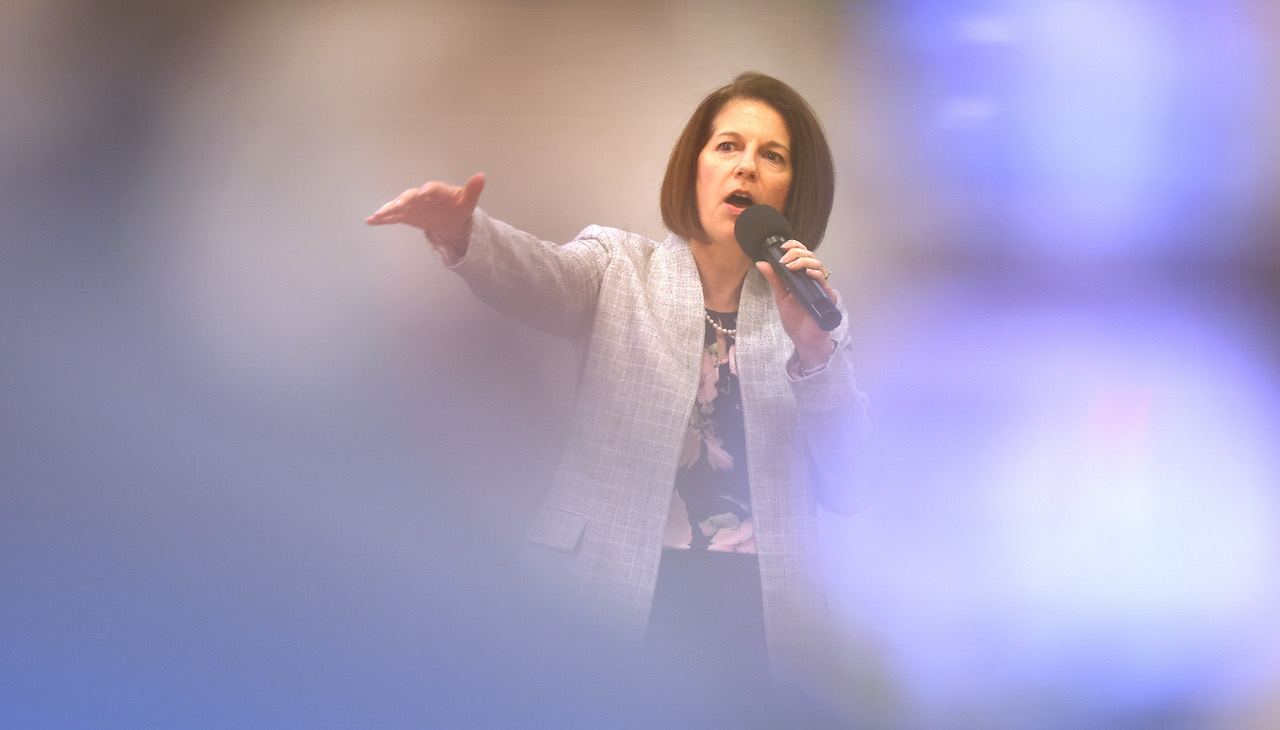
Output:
[756, 240, 837, 371]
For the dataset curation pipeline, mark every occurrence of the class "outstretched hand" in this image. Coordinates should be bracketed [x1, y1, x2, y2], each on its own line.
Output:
[366, 172, 486, 252]
[756, 240, 837, 371]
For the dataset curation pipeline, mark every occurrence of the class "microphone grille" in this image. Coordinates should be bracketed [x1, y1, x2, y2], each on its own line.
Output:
[734, 204, 793, 261]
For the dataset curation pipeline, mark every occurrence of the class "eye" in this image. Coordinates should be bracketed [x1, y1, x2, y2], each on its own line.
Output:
[764, 150, 786, 164]
[716, 141, 735, 152]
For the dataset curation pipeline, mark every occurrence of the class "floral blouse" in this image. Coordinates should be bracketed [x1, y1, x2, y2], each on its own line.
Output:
[662, 310, 755, 553]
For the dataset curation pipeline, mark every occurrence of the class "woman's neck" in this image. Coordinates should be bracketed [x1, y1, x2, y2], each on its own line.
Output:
[690, 237, 752, 312]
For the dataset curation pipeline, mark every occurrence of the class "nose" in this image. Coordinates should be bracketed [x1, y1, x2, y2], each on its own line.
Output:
[734, 147, 757, 179]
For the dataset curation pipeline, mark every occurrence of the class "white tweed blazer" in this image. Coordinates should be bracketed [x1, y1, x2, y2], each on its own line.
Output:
[449, 209, 876, 679]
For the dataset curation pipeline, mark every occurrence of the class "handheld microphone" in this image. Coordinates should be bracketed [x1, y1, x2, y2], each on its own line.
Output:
[734, 204, 841, 332]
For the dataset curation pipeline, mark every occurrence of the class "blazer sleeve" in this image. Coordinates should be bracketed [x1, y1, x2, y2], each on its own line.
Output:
[446, 208, 613, 340]
[787, 320, 882, 516]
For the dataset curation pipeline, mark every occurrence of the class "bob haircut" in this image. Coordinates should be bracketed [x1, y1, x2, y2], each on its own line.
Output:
[660, 72, 836, 250]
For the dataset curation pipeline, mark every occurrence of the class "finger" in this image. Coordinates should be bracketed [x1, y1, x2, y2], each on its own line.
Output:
[366, 207, 408, 224]
[778, 239, 814, 263]
[365, 199, 405, 225]
[372, 188, 411, 213]
[785, 245, 822, 269]
[459, 172, 486, 208]
[779, 249, 811, 265]
[374, 185, 423, 213]
[784, 253, 820, 270]
[804, 264, 837, 298]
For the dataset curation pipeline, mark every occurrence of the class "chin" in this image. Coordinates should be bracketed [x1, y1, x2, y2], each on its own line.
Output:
[707, 230, 735, 248]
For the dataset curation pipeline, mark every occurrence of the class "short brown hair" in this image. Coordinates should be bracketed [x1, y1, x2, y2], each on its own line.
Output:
[660, 72, 836, 250]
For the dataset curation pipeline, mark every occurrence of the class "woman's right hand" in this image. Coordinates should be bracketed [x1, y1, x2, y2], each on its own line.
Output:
[365, 172, 486, 253]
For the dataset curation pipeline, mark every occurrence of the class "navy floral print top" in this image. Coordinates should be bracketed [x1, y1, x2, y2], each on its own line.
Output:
[662, 310, 755, 553]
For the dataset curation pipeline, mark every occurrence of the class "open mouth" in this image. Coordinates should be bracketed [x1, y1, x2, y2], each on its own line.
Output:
[725, 192, 754, 209]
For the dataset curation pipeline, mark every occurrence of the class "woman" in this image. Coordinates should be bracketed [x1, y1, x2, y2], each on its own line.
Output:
[367, 73, 876, 691]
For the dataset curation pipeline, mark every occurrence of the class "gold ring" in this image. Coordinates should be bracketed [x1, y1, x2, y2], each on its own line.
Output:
[823, 267, 833, 281]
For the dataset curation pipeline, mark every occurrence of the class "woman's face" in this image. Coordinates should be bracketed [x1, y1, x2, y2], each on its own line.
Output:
[694, 97, 792, 249]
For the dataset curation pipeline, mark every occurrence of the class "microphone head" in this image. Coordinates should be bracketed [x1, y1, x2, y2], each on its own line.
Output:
[734, 204, 793, 261]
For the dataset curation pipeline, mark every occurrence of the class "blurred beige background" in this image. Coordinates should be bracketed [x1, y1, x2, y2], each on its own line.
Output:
[118, 0, 888, 429]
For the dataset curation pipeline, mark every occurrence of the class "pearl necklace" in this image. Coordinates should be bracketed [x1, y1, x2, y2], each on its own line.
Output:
[704, 311, 737, 337]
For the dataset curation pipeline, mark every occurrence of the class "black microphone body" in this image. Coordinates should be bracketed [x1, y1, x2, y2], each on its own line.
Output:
[734, 204, 842, 332]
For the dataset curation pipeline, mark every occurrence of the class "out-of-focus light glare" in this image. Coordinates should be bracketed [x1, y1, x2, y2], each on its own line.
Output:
[956, 17, 1018, 45]
[885, 1, 1277, 265]
[825, 280, 1280, 719]
[938, 96, 998, 130]
[1014, 1, 1183, 260]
